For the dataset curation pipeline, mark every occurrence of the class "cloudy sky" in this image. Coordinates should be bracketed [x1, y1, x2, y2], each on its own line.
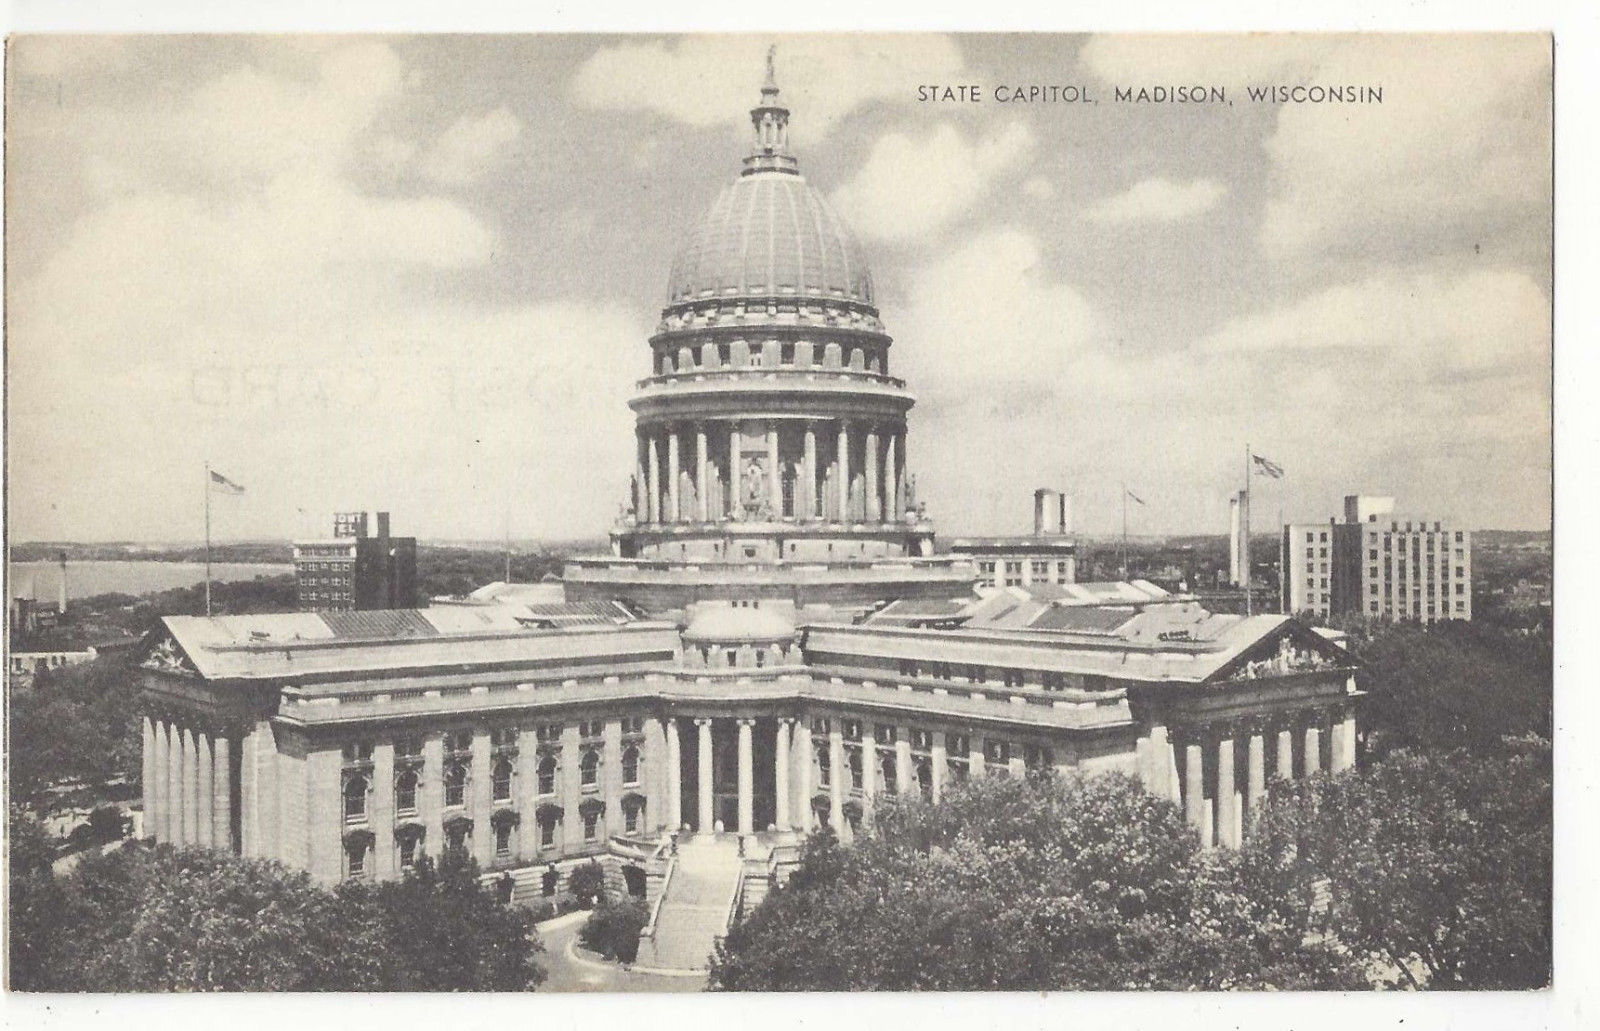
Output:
[5, 33, 1551, 543]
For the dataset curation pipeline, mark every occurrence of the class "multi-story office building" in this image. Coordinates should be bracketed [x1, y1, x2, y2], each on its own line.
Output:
[294, 511, 417, 612]
[949, 489, 1077, 589]
[1282, 495, 1471, 623]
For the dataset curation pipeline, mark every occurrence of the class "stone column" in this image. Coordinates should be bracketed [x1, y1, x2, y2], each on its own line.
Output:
[165, 721, 182, 842]
[765, 423, 782, 517]
[737, 719, 754, 835]
[1246, 731, 1266, 822]
[837, 421, 851, 522]
[803, 424, 818, 520]
[560, 724, 584, 851]
[196, 731, 214, 848]
[143, 716, 162, 841]
[422, 734, 445, 859]
[472, 730, 494, 866]
[774, 719, 791, 830]
[860, 737, 876, 814]
[666, 425, 681, 523]
[696, 424, 709, 522]
[1304, 722, 1322, 778]
[793, 722, 812, 831]
[637, 437, 649, 523]
[666, 717, 683, 831]
[1184, 740, 1205, 837]
[1276, 727, 1294, 781]
[968, 734, 986, 780]
[865, 426, 880, 523]
[646, 430, 661, 525]
[884, 433, 898, 523]
[895, 736, 912, 797]
[371, 740, 395, 877]
[603, 719, 623, 840]
[1335, 709, 1357, 772]
[828, 725, 845, 833]
[728, 423, 741, 519]
[1216, 735, 1239, 849]
[696, 718, 714, 833]
[930, 732, 948, 802]
[180, 726, 198, 845]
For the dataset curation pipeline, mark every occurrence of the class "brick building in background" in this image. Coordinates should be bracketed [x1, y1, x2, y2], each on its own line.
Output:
[294, 511, 417, 612]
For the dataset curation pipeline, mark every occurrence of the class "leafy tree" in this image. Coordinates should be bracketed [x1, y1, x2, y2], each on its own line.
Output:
[11, 655, 143, 800]
[8, 807, 72, 991]
[1243, 745, 1550, 989]
[579, 894, 648, 964]
[1347, 621, 1551, 759]
[349, 851, 546, 991]
[710, 773, 1361, 991]
[568, 858, 606, 908]
[9, 843, 545, 992]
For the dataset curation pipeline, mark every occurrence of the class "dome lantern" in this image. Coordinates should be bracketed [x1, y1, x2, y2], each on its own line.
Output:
[743, 46, 798, 177]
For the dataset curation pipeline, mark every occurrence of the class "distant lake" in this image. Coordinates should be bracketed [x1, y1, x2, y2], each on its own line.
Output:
[8, 560, 294, 602]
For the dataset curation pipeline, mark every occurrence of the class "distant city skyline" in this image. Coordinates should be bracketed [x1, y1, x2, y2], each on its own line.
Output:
[5, 35, 1552, 543]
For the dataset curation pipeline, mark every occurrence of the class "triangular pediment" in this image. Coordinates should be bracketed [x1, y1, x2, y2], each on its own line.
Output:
[138, 629, 200, 677]
[1210, 620, 1353, 684]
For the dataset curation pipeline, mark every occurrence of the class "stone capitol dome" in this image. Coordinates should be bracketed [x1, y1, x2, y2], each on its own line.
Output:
[561, 59, 975, 616]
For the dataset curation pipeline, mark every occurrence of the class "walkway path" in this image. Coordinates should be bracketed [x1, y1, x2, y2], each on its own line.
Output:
[638, 839, 743, 972]
[536, 912, 706, 992]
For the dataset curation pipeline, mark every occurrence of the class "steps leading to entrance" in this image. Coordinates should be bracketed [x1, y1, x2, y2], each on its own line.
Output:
[638, 840, 743, 971]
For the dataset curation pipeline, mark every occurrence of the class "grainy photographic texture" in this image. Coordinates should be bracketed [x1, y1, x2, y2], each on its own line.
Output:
[5, 34, 1552, 994]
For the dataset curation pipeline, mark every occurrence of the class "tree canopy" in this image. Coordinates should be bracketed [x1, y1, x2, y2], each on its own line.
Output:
[710, 773, 1361, 991]
[8, 841, 545, 992]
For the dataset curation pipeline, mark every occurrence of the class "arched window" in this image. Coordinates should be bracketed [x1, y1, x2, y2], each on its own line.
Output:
[492, 757, 514, 802]
[537, 755, 557, 796]
[343, 774, 368, 822]
[621, 745, 640, 785]
[345, 835, 370, 878]
[579, 749, 600, 788]
[444, 761, 467, 807]
[395, 769, 419, 815]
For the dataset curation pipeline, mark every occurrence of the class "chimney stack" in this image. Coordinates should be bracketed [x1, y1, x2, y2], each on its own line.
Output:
[1033, 488, 1050, 536]
[57, 551, 67, 614]
[377, 511, 391, 539]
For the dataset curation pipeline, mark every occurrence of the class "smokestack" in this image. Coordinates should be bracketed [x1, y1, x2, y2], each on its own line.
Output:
[377, 511, 391, 539]
[1033, 489, 1049, 536]
[1058, 492, 1070, 535]
[57, 551, 67, 614]
[1228, 495, 1242, 585]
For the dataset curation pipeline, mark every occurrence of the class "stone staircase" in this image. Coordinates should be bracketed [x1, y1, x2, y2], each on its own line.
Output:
[637, 839, 743, 971]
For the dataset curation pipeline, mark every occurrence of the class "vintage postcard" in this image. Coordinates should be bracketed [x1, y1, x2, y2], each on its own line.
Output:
[5, 32, 1555, 1005]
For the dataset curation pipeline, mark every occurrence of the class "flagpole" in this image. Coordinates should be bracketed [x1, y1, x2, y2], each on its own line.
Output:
[204, 460, 213, 618]
[1243, 444, 1252, 617]
[1120, 482, 1128, 580]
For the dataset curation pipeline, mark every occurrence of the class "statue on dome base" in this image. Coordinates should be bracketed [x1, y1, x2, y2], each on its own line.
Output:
[741, 458, 772, 521]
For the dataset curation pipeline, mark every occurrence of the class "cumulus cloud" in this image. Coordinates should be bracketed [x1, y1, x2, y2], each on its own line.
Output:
[419, 107, 523, 186]
[1080, 34, 1551, 260]
[1084, 177, 1225, 225]
[571, 34, 967, 136]
[1200, 269, 1549, 372]
[5, 39, 642, 542]
[831, 122, 1034, 244]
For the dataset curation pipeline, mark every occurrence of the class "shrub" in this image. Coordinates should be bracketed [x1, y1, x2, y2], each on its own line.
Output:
[568, 860, 606, 908]
[523, 896, 558, 923]
[578, 895, 649, 964]
[553, 890, 580, 915]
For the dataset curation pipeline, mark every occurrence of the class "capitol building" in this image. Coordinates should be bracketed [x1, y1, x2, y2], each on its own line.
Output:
[135, 66, 1361, 970]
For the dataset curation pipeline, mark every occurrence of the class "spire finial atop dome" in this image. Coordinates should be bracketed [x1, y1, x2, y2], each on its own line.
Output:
[744, 46, 798, 176]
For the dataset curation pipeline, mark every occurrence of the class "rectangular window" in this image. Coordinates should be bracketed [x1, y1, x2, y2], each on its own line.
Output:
[583, 811, 600, 841]
[1003, 669, 1025, 688]
[399, 835, 418, 869]
[494, 824, 513, 858]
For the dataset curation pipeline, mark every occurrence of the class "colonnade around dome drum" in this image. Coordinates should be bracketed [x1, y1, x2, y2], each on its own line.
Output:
[631, 417, 909, 531]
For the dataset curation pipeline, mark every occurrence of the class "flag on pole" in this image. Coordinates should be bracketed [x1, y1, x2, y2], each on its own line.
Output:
[1126, 490, 1146, 506]
[1251, 454, 1285, 479]
[209, 469, 247, 495]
